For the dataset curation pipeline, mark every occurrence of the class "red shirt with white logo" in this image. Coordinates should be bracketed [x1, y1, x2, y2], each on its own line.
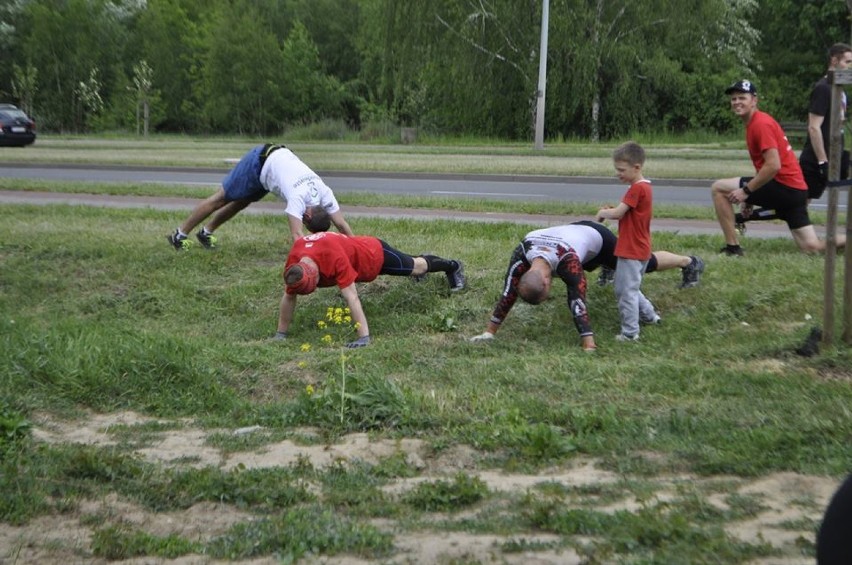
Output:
[285, 232, 383, 293]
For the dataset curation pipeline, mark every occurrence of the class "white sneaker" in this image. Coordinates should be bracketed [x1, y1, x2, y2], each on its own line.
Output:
[615, 333, 640, 342]
[641, 313, 661, 325]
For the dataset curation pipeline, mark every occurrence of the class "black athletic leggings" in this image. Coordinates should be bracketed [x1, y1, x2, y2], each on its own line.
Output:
[378, 239, 415, 276]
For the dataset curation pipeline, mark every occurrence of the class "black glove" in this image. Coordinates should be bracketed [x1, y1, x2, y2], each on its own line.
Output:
[819, 161, 829, 184]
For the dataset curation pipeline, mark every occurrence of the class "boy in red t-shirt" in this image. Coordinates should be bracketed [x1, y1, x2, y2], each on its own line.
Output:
[596, 141, 658, 342]
[276, 232, 465, 348]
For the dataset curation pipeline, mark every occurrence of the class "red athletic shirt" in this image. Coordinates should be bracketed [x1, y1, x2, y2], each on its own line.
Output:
[614, 180, 653, 260]
[284, 232, 383, 294]
[746, 110, 807, 190]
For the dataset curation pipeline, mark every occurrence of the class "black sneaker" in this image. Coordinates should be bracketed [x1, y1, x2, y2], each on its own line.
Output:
[719, 245, 744, 257]
[597, 266, 615, 286]
[447, 261, 466, 292]
[167, 230, 191, 251]
[680, 256, 705, 288]
[196, 230, 217, 250]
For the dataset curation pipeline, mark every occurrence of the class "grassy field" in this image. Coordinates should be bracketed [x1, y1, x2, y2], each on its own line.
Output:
[1, 137, 850, 563]
[0, 133, 751, 178]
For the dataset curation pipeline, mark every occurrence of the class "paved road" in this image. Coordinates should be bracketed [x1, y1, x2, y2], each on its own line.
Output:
[3, 162, 846, 211]
[1, 163, 848, 239]
[0, 162, 711, 205]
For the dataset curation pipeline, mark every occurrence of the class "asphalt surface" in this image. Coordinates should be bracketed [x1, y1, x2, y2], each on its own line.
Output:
[2, 162, 849, 239]
[0, 162, 848, 212]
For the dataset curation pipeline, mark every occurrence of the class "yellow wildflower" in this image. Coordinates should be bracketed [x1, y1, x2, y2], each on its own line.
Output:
[322, 334, 333, 344]
[305, 384, 315, 395]
[317, 320, 327, 329]
[300, 343, 311, 352]
[297, 361, 307, 369]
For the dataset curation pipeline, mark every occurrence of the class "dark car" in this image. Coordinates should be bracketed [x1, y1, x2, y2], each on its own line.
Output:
[0, 103, 36, 147]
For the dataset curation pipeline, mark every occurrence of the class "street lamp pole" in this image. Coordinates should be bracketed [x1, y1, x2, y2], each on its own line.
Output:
[534, 0, 550, 150]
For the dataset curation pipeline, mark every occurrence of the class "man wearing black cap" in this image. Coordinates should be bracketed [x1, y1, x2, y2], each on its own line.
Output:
[710, 80, 846, 255]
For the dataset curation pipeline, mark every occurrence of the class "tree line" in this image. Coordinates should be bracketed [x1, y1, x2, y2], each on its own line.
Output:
[0, 0, 849, 141]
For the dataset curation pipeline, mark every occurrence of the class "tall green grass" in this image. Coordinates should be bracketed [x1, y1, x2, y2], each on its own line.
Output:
[1, 204, 849, 561]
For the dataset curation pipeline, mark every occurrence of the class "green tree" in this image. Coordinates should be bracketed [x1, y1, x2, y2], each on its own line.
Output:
[11, 63, 38, 116]
[280, 20, 346, 125]
[201, 0, 287, 134]
[131, 0, 206, 131]
[17, 0, 128, 131]
[751, 0, 851, 122]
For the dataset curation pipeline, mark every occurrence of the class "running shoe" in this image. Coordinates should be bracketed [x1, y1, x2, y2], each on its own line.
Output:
[597, 266, 615, 286]
[447, 261, 466, 292]
[196, 230, 217, 250]
[167, 230, 191, 251]
[680, 256, 705, 288]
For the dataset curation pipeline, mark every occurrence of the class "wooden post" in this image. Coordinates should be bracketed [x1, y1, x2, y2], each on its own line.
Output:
[824, 69, 852, 345]
[823, 71, 840, 345]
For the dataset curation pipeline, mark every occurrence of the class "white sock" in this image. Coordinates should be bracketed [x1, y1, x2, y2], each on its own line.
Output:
[176, 228, 188, 239]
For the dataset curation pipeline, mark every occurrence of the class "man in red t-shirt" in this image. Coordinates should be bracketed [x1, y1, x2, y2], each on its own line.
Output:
[711, 80, 846, 255]
[596, 141, 656, 342]
[275, 232, 465, 347]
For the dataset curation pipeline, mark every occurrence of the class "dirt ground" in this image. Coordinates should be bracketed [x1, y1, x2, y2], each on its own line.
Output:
[0, 411, 839, 565]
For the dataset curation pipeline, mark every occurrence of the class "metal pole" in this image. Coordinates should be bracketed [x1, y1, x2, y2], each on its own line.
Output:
[534, 0, 549, 150]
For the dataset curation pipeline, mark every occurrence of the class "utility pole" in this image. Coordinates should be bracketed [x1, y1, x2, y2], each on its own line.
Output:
[534, 0, 549, 150]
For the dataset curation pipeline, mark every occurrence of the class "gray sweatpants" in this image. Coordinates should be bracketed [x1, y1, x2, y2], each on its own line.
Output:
[614, 257, 657, 337]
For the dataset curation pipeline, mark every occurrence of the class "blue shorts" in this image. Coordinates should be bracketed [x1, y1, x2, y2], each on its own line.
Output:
[222, 145, 268, 202]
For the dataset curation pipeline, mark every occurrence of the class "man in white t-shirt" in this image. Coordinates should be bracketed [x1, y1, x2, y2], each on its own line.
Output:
[469, 221, 703, 351]
[167, 143, 354, 250]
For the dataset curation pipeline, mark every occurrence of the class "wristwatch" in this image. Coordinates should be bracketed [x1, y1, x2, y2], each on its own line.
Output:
[742, 186, 753, 195]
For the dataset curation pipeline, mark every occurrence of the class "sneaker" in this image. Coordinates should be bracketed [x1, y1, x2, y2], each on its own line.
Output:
[167, 230, 191, 251]
[615, 333, 640, 342]
[719, 245, 744, 257]
[735, 204, 751, 235]
[680, 256, 705, 288]
[640, 313, 661, 325]
[196, 230, 217, 250]
[597, 266, 615, 286]
[447, 260, 466, 292]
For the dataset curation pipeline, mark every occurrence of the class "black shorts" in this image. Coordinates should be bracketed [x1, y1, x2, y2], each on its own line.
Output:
[800, 150, 849, 200]
[740, 177, 811, 230]
[571, 220, 619, 271]
[378, 239, 415, 276]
